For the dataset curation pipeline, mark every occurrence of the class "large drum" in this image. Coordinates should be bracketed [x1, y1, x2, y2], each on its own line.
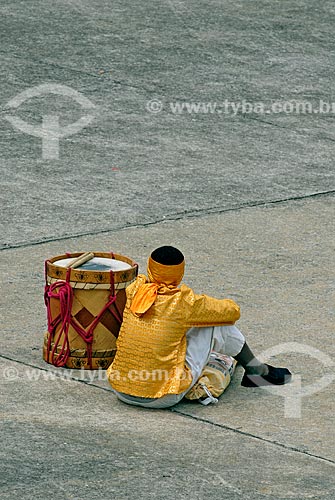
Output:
[43, 252, 138, 369]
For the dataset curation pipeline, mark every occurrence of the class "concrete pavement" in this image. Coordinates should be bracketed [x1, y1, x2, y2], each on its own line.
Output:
[1, 0, 335, 499]
[1, 196, 334, 499]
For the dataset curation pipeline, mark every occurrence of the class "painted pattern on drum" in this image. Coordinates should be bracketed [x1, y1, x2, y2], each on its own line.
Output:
[43, 251, 138, 370]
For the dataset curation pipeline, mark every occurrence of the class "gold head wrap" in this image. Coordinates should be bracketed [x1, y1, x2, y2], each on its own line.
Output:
[130, 256, 185, 316]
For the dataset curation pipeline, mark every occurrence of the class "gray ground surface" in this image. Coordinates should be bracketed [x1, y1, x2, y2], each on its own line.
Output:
[1, 1, 335, 499]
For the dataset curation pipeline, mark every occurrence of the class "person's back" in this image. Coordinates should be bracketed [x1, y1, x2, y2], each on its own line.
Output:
[107, 245, 292, 409]
[109, 250, 240, 398]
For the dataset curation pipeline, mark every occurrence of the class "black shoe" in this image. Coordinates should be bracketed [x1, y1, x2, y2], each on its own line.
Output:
[241, 364, 292, 387]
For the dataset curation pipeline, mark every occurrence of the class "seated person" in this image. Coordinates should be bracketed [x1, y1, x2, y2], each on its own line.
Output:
[107, 246, 292, 408]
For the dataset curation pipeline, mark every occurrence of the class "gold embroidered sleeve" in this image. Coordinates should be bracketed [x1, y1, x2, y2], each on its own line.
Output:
[184, 291, 240, 327]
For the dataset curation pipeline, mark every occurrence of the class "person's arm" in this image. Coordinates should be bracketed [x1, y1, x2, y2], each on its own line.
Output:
[183, 288, 240, 327]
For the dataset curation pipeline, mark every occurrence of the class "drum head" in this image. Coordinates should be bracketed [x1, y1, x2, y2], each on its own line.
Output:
[53, 257, 132, 272]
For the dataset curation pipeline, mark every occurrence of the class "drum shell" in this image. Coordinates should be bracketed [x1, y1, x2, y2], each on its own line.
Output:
[43, 252, 137, 369]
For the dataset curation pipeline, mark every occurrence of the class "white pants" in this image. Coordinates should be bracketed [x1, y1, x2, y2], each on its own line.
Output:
[115, 325, 245, 409]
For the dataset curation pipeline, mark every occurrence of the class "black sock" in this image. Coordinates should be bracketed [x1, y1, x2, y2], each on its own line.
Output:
[234, 342, 268, 376]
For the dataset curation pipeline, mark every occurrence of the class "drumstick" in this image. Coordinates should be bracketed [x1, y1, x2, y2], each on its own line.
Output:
[65, 252, 95, 269]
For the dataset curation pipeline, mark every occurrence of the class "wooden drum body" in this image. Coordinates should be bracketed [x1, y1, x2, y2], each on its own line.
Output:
[43, 252, 138, 369]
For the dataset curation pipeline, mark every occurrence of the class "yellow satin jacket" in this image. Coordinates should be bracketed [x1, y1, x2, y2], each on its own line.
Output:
[107, 274, 240, 398]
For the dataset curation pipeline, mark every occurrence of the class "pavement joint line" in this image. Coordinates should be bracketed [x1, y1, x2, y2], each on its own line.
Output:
[244, 115, 335, 143]
[0, 353, 113, 393]
[2, 352, 335, 467]
[0, 52, 145, 93]
[0, 51, 168, 98]
[171, 409, 335, 467]
[1, 189, 334, 252]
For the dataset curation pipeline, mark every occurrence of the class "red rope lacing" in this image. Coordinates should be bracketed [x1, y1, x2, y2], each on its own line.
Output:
[44, 262, 122, 369]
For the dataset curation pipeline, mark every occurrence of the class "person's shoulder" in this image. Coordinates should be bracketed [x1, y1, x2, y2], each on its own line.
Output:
[180, 284, 197, 304]
[126, 274, 147, 297]
[136, 274, 147, 284]
[181, 284, 219, 306]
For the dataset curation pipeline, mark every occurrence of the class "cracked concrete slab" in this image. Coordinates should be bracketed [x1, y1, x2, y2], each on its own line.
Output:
[1, 195, 334, 500]
[1, 1, 335, 248]
[1, 0, 335, 498]
[1, 357, 335, 500]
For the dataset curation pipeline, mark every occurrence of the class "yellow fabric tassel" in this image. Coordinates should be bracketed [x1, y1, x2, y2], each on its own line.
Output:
[130, 256, 185, 316]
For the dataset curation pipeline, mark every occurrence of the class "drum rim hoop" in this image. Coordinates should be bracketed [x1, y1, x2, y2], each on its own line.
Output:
[46, 252, 138, 285]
